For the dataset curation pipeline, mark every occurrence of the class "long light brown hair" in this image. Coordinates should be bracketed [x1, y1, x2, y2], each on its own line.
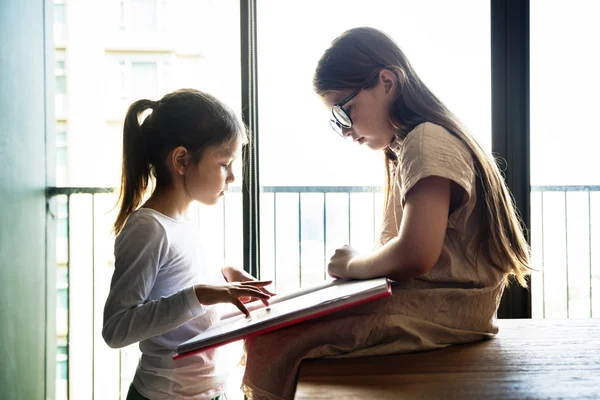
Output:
[114, 88, 245, 235]
[313, 27, 530, 286]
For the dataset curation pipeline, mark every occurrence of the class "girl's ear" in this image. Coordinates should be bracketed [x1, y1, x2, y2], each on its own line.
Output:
[171, 146, 189, 176]
[378, 69, 397, 98]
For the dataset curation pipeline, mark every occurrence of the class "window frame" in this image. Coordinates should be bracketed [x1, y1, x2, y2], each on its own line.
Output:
[239, 0, 532, 317]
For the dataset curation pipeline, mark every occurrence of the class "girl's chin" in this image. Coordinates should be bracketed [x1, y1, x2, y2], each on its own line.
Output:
[365, 141, 386, 151]
[197, 196, 221, 206]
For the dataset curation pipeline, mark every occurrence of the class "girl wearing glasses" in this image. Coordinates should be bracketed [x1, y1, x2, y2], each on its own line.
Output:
[241, 27, 531, 399]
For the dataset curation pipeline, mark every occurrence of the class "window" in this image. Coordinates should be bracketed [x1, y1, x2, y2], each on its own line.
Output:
[56, 123, 68, 186]
[131, 0, 157, 32]
[105, 56, 163, 126]
[530, 0, 600, 318]
[55, 52, 67, 119]
[119, 0, 157, 32]
[57, 288, 68, 310]
[118, 0, 167, 33]
[256, 0, 491, 293]
[52, 1, 242, 398]
[131, 61, 158, 100]
[54, 2, 66, 24]
[54, 0, 67, 44]
[55, 61, 66, 94]
[56, 340, 68, 400]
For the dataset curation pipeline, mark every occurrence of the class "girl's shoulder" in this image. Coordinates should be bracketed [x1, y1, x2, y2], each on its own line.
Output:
[117, 208, 169, 243]
[405, 122, 464, 147]
[126, 207, 165, 226]
[401, 122, 473, 164]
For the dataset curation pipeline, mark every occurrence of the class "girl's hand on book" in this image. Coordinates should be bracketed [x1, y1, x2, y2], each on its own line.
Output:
[194, 281, 273, 317]
[328, 245, 360, 279]
[221, 266, 276, 305]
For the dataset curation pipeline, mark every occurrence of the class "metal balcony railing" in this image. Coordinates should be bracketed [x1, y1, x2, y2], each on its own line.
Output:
[47, 184, 600, 399]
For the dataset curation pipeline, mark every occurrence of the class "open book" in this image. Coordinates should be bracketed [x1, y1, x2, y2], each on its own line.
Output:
[174, 277, 392, 360]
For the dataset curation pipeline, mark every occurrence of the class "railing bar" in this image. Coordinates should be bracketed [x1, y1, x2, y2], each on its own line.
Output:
[531, 186, 600, 192]
[66, 194, 71, 400]
[118, 350, 122, 400]
[564, 191, 569, 318]
[48, 187, 115, 196]
[222, 198, 226, 264]
[589, 191, 593, 318]
[348, 193, 351, 246]
[541, 191, 546, 319]
[323, 193, 327, 281]
[372, 192, 376, 243]
[92, 194, 96, 400]
[273, 194, 277, 291]
[46, 185, 600, 197]
[262, 186, 383, 193]
[48, 185, 600, 196]
[298, 193, 302, 287]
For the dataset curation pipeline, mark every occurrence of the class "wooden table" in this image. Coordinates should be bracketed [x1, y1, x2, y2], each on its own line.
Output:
[295, 319, 600, 399]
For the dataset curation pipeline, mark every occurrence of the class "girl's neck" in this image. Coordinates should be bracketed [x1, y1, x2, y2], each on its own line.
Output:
[142, 185, 192, 221]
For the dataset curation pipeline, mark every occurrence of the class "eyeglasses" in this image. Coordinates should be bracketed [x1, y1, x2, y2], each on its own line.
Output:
[329, 88, 361, 138]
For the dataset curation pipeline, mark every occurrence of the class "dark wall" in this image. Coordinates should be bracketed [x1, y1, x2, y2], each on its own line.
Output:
[0, 0, 53, 398]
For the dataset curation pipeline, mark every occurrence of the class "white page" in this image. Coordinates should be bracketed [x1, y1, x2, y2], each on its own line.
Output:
[218, 277, 342, 320]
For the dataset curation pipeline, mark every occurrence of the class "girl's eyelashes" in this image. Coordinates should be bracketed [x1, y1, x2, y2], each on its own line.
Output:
[221, 160, 234, 170]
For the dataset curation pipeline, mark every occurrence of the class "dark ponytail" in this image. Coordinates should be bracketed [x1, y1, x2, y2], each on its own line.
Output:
[114, 99, 155, 234]
[113, 89, 245, 235]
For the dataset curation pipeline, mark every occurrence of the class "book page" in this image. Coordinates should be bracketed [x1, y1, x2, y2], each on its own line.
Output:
[218, 278, 342, 320]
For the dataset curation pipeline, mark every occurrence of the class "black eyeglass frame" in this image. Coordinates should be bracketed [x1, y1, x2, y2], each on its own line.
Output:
[329, 88, 362, 137]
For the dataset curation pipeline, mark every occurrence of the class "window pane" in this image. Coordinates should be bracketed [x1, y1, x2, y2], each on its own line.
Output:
[131, 0, 157, 32]
[56, 340, 68, 400]
[55, 76, 66, 94]
[54, 3, 66, 24]
[54, 1, 67, 43]
[54, 51, 67, 118]
[51, 2, 242, 399]
[56, 122, 68, 186]
[131, 61, 158, 99]
[257, 0, 491, 292]
[530, 0, 600, 319]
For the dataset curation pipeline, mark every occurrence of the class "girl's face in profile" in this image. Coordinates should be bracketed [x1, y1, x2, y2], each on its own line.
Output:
[322, 70, 398, 151]
[185, 136, 242, 206]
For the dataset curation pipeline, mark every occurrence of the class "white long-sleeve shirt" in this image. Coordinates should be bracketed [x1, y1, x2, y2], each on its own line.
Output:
[103, 208, 226, 400]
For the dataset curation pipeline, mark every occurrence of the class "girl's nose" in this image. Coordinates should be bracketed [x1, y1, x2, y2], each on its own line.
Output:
[226, 170, 235, 184]
[341, 127, 353, 138]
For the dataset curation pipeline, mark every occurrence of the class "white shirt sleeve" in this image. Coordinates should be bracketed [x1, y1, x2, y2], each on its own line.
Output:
[102, 214, 206, 349]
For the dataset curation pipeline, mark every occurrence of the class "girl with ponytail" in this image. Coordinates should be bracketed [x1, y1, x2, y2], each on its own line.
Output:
[103, 89, 274, 400]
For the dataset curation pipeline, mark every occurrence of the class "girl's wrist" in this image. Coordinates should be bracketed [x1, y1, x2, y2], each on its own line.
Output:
[348, 256, 369, 279]
[193, 284, 206, 304]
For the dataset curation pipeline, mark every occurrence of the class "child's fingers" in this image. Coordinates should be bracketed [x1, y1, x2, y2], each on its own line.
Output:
[236, 287, 271, 300]
[231, 298, 250, 317]
[239, 280, 273, 287]
[240, 295, 270, 306]
[260, 288, 275, 305]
